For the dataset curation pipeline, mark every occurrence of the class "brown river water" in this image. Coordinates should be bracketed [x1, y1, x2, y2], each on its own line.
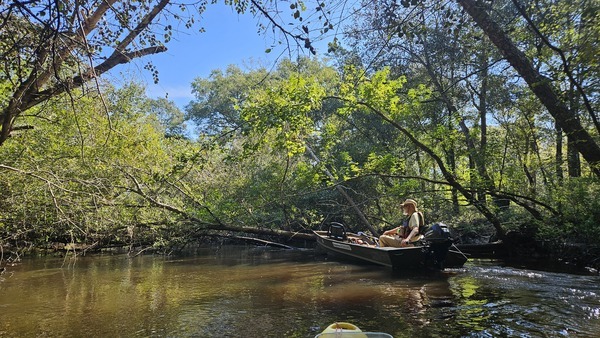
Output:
[1, 245, 599, 337]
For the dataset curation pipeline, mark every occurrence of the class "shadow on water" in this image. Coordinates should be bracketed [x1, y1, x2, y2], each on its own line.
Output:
[1, 246, 599, 337]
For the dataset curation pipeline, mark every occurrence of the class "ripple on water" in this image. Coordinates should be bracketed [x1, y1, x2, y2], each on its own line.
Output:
[449, 263, 600, 337]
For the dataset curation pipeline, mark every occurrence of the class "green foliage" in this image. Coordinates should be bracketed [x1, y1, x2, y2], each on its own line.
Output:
[364, 153, 405, 174]
[186, 65, 271, 134]
[448, 208, 498, 242]
[240, 70, 326, 157]
[545, 178, 600, 243]
[0, 81, 188, 249]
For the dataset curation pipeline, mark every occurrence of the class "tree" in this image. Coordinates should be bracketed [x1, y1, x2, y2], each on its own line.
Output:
[0, 82, 176, 248]
[186, 65, 271, 135]
[0, 0, 324, 147]
[331, 0, 599, 178]
[148, 96, 186, 137]
[456, 0, 600, 177]
[0, 0, 173, 145]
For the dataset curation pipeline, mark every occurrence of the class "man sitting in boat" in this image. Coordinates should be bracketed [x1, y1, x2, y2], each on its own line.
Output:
[379, 199, 423, 247]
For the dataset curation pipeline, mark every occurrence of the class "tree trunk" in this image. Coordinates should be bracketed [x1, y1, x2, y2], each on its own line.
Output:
[568, 139, 582, 177]
[555, 122, 564, 183]
[567, 82, 582, 177]
[478, 45, 489, 203]
[448, 148, 460, 215]
[457, 0, 600, 178]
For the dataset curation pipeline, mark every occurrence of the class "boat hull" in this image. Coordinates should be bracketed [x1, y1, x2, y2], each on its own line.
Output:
[314, 230, 467, 270]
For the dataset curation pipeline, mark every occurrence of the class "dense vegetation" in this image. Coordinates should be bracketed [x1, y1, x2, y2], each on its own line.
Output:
[1, 0, 598, 267]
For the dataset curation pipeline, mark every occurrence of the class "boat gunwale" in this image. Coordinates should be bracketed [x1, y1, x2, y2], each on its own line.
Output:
[313, 230, 425, 251]
[313, 230, 427, 268]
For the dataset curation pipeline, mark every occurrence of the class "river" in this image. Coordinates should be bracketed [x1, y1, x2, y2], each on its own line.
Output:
[1, 246, 599, 337]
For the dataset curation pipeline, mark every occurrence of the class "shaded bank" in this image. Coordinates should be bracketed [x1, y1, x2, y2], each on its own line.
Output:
[455, 238, 600, 275]
[2, 228, 599, 276]
[2, 247, 596, 279]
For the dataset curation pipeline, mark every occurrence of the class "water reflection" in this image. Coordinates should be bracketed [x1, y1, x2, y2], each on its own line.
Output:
[1, 248, 599, 337]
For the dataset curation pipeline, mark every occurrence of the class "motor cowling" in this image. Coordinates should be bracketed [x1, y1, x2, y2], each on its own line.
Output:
[423, 222, 452, 244]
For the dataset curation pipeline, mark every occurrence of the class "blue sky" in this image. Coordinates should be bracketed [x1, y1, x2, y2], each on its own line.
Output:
[109, 3, 329, 109]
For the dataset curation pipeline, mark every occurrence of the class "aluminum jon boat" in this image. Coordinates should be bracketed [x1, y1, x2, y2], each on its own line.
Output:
[313, 223, 468, 270]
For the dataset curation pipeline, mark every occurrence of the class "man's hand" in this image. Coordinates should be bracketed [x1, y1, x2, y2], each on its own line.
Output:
[383, 228, 396, 236]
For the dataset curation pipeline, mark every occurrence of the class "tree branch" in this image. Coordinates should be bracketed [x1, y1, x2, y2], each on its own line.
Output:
[510, 0, 599, 134]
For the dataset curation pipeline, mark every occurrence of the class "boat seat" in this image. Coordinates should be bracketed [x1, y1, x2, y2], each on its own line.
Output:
[327, 222, 347, 241]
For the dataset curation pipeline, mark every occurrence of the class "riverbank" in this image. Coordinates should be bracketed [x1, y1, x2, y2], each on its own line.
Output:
[455, 237, 600, 275]
[2, 238, 599, 277]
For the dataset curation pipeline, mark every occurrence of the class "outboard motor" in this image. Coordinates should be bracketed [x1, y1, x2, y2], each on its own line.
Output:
[423, 223, 453, 268]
